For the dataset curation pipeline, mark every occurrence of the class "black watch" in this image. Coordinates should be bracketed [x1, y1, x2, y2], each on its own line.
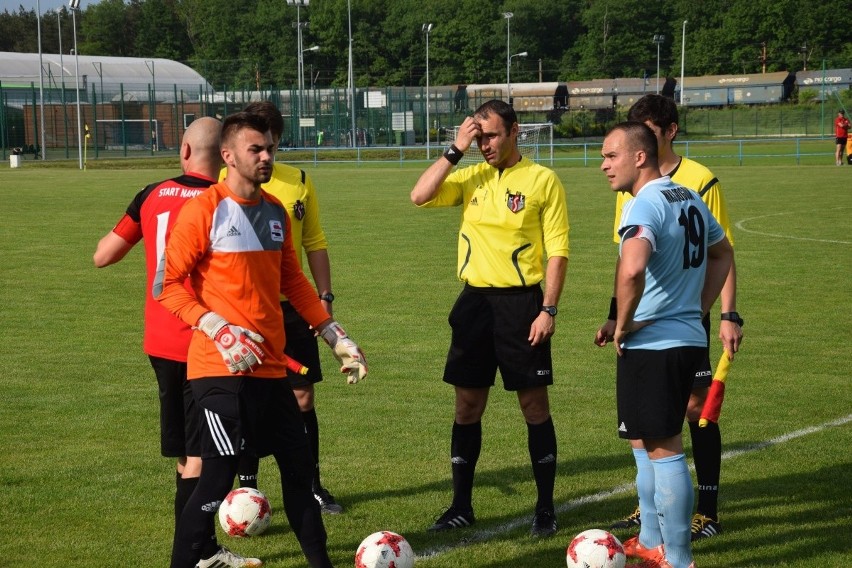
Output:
[541, 305, 558, 317]
[720, 311, 743, 326]
[319, 292, 335, 303]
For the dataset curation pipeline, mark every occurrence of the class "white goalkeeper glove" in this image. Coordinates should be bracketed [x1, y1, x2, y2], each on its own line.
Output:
[319, 321, 368, 384]
[197, 312, 266, 374]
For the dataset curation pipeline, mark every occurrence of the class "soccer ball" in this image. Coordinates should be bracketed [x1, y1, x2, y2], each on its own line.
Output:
[354, 531, 415, 568]
[566, 529, 626, 568]
[218, 487, 272, 537]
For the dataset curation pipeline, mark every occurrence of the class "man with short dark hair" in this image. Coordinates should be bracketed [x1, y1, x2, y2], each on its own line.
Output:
[606, 94, 742, 542]
[411, 99, 569, 538]
[596, 121, 733, 568]
[157, 111, 366, 568]
[225, 101, 343, 514]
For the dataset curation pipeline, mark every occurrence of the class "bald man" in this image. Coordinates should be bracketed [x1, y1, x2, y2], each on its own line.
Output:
[94, 116, 222, 538]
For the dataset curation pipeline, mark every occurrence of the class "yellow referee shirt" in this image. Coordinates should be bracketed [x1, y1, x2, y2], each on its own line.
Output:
[421, 158, 570, 288]
[612, 156, 734, 246]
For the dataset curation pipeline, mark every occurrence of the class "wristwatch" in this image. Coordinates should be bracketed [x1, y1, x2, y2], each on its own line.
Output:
[541, 305, 558, 317]
[319, 292, 335, 303]
[720, 311, 743, 326]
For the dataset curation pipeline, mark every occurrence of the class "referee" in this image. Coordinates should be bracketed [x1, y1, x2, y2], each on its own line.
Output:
[411, 99, 569, 538]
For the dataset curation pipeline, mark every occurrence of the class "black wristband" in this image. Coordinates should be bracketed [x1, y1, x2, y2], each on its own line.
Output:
[608, 297, 617, 320]
[443, 144, 463, 165]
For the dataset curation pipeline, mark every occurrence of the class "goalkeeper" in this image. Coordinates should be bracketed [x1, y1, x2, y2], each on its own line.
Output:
[156, 111, 366, 568]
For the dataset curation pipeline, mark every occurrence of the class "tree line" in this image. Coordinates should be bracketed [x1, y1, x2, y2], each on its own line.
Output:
[2, 0, 849, 90]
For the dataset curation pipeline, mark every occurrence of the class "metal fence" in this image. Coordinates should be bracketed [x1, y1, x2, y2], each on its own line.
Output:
[0, 80, 845, 163]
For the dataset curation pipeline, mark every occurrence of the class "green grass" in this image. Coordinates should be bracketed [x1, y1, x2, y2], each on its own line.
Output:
[0, 162, 849, 567]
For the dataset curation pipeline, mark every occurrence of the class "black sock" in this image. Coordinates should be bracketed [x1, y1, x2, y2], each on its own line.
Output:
[237, 454, 259, 489]
[451, 421, 481, 511]
[689, 420, 721, 519]
[527, 417, 557, 513]
[302, 408, 321, 491]
[175, 472, 199, 529]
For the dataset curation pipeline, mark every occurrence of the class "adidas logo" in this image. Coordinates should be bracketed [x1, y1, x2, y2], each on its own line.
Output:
[450, 456, 468, 465]
[537, 453, 555, 464]
[469, 197, 479, 206]
[618, 422, 627, 432]
[225, 225, 241, 237]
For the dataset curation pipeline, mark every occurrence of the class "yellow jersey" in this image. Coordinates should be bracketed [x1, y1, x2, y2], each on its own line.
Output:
[421, 158, 570, 288]
[613, 156, 733, 246]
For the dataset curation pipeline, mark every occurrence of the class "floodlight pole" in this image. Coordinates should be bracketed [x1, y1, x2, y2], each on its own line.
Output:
[70, 0, 83, 169]
[680, 21, 687, 105]
[422, 23, 433, 158]
[653, 34, 665, 95]
[287, 0, 310, 146]
[55, 9, 65, 91]
[348, 0, 356, 147]
[36, 0, 46, 159]
[504, 12, 513, 104]
[509, 51, 528, 107]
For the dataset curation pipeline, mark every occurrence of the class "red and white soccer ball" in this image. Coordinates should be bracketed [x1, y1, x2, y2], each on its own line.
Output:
[354, 531, 415, 568]
[566, 529, 626, 568]
[218, 487, 272, 538]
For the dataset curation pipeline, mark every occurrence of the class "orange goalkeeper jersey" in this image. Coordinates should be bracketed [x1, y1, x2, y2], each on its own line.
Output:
[154, 182, 330, 380]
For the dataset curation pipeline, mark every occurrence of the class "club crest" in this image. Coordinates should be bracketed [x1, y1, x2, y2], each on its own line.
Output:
[506, 191, 525, 213]
[293, 200, 306, 220]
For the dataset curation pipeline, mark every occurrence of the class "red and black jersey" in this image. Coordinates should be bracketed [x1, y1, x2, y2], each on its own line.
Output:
[111, 172, 215, 361]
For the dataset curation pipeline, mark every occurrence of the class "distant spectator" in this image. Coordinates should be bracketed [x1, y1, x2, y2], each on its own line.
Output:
[835, 110, 850, 166]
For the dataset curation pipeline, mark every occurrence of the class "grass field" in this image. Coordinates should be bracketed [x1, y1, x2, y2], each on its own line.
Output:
[0, 160, 849, 568]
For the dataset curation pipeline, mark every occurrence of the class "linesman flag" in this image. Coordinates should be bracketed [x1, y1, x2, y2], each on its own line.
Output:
[699, 351, 733, 427]
[284, 354, 309, 375]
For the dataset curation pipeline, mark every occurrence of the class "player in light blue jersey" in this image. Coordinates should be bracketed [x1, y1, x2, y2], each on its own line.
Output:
[595, 122, 733, 568]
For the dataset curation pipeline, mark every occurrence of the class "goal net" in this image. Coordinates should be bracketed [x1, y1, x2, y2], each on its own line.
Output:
[442, 122, 554, 168]
[95, 119, 161, 151]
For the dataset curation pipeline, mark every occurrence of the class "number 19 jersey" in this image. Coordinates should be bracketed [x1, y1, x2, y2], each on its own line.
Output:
[618, 177, 725, 350]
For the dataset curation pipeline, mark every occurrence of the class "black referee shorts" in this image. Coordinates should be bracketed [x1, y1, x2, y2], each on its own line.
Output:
[281, 301, 323, 388]
[443, 284, 553, 391]
[692, 314, 712, 389]
[149, 356, 201, 458]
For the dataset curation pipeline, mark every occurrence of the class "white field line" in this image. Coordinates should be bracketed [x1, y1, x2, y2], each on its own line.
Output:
[735, 208, 851, 244]
[416, 413, 852, 560]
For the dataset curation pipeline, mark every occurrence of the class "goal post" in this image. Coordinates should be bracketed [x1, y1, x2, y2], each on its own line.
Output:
[442, 122, 554, 168]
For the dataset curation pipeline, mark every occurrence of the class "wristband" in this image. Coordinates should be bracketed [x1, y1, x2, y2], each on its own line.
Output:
[607, 297, 617, 320]
[443, 144, 463, 165]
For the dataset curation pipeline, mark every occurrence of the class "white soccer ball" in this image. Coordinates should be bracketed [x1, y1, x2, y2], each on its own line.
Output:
[566, 529, 626, 568]
[354, 531, 415, 568]
[218, 487, 272, 538]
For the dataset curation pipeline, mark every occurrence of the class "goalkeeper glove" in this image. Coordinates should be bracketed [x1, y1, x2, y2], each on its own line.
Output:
[319, 321, 367, 384]
[197, 312, 266, 374]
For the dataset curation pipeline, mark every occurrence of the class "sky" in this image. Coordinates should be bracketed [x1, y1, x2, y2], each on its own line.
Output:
[2, 0, 96, 13]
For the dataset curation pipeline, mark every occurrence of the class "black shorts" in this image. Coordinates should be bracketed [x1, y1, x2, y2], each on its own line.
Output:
[281, 301, 323, 388]
[836, 137, 848, 146]
[443, 285, 553, 391]
[149, 356, 201, 458]
[190, 376, 309, 460]
[692, 315, 713, 389]
[616, 346, 705, 440]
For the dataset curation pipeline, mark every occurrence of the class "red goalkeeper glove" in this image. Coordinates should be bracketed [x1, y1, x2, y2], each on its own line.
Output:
[197, 312, 266, 374]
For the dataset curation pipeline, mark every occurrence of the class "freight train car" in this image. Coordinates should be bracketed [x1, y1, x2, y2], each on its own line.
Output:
[679, 71, 795, 106]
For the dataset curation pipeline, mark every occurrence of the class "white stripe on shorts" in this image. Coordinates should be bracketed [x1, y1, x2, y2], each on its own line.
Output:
[204, 408, 234, 456]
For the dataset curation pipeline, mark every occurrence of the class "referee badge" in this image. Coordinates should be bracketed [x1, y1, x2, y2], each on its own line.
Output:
[506, 190, 525, 213]
[293, 200, 306, 221]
